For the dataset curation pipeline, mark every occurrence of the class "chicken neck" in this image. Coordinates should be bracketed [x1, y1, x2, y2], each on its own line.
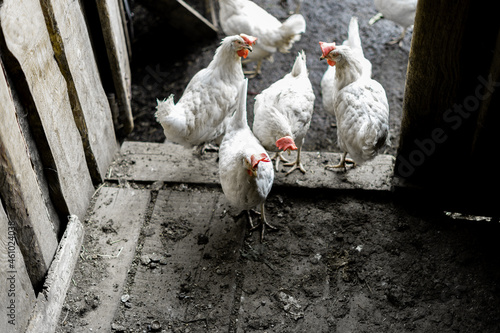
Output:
[208, 40, 245, 82]
[334, 55, 364, 92]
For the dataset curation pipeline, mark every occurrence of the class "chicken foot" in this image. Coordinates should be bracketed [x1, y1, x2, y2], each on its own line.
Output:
[325, 152, 356, 171]
[388, 27, 408, 47]
[284, 146, 306, 175]
[243, 60, 263, 78]
[272, 151, 292, 171]
[197, 143, 219, 155]
[248, 203, 277, 242]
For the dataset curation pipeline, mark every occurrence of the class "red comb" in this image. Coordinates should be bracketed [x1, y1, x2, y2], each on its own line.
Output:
[276, 136, 298, 152]
[240, 33, 257, 45]
[251, 153, 270, 169]
[319, 41, 336, 58]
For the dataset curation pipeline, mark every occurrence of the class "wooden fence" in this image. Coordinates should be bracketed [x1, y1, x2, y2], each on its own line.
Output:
[0, 0, 132, 331]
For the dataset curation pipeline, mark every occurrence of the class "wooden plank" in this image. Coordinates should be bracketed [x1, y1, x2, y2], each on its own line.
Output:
[117, 188, 246, 331]
[0, 203, 37, 333]
[65, 187, 151, 332]
[0, 0, 95, 220]
[26, 215, 85, 333]
[0, 59, 58, 289]
[140, 0, 218, 40]
[205, 0, 219, 29]
[41, 0, 119, 183]
[96, 0, 134, 137]
[108, 141, 395, 191]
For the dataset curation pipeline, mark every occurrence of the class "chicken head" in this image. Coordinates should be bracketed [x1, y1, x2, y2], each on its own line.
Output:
[235, 34, 258, 59]
[275, 136, 298, 152]
[319, 41, 337, 66]
[244, 153, 271, 176]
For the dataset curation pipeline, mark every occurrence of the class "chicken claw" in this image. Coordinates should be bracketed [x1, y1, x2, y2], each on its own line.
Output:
[284, 160, 306, 175]
[284, 146, 306, 175]
[243, 61, 263, 78]
[272, 152, 291, 171]
[248, 203, 277, 242]
[387, 28, 408, 47]
[325, 152, 356, 171]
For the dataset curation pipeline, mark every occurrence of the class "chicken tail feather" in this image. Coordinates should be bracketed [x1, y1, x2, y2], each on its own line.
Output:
[291, 50, 307, 77]
[155, 95, 190, 143]
[346, 16, 363, 56]
[345, 16, 372, 77]
[278, 14, 306, 53]
[155, 95, 175, 120]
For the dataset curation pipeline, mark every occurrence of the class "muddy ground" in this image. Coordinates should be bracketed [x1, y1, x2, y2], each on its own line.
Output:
[56, 0, 500, 332]
[127, 0, 409, 155]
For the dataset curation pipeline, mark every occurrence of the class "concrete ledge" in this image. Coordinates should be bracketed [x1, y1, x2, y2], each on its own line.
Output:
[108, 141, 395, 191]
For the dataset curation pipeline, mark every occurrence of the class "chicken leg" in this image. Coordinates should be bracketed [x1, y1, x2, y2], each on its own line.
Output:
[325, 152, 356, 171]
[248, 203, 277, 242]
[243, 60, 263, 78]
[271, 151, 292, 171]
[284, 146, 306, 175]
[388, 27, 408, 47]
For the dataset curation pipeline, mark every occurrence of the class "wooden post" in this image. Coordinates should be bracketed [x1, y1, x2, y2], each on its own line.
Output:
[395, 0, 500, 215]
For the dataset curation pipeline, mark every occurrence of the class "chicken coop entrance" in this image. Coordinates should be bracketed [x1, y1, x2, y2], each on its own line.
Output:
[2, 0, 500, 332]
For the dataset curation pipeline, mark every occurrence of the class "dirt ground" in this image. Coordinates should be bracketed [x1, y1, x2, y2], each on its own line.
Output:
[56, 0, 500, 332]
[127, 0, 409, 155]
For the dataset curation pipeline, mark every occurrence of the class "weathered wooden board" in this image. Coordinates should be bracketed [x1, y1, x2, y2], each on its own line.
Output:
[118, 188, 246, 331]
[205, 0, 219, 28]
[0, 59, 58, 289]
[26, 215, 84, 333]
[68, 187, 151, 332]
[109, 141, 395, 191]
[0, 203, 37, 333]
[41, 0, 119, 183]
[0, 0, 95, 220]
[96, 0, 134, 136]
[140, 0, 218, 40]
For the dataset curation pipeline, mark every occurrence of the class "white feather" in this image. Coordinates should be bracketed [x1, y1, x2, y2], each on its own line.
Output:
[219, 79, 274, 211]
[252, 50, 315, 152]
[155, 35, 245, 147]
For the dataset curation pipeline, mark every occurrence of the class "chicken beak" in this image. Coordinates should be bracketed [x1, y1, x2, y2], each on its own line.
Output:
[246, 45, 253, 52]
[246, 167, 258, 177]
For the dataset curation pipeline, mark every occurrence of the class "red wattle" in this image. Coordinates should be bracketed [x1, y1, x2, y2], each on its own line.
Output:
[237, 49, 249, 58]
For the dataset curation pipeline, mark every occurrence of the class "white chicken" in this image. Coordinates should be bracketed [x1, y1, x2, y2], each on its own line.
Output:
[319, 17, 390, 170]
[252, 50, 315, 175]
[155, 34, 257, 148]
[369, 0, 418, 46]
[218, 0, 306, 77]
[219, 79, 275, 241]
[321, 17, 372, 116]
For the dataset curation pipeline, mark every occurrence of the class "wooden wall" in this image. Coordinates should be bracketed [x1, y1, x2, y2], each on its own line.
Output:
[395, 0, 500, 216]
[0, 0, 131, 330]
